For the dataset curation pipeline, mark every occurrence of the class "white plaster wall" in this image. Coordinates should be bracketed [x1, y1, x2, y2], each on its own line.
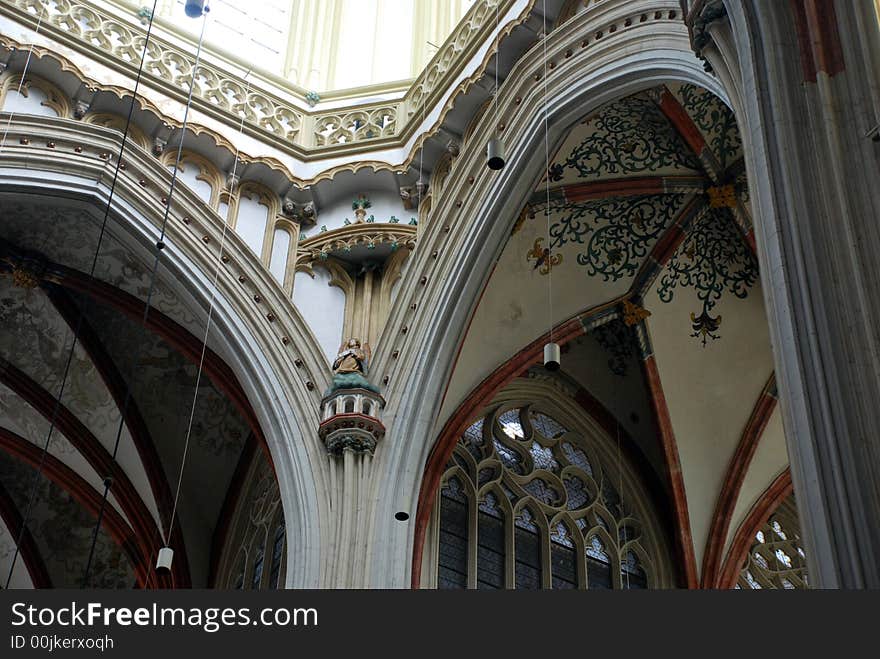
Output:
[725, 408, 789, 555]
[173, 162, 213, 205]
[2, 88, 58, 117]
[293, 268, 346, 365]
[301, 190, 410, 239]
[234, 193, 270, 257]
[644, 279, 775, 575]
[269, 228, 291, 284]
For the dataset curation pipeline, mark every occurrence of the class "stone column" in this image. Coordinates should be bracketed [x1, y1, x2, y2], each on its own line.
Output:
[690, 0, 880, 587]
[319, 378, 386, 587]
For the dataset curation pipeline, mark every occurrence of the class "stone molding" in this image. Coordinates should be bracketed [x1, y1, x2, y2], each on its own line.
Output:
[0, 0, 524, 162]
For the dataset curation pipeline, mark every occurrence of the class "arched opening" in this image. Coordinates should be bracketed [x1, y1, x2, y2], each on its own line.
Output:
[0, 190, 292, 589]
[409, 78, 793, 591]
[420, 379, 675, 590]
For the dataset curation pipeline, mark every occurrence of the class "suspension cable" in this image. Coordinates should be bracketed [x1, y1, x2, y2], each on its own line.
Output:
[165, 67, 252, 554]
[542, 0, 553, 346]
[82, 6, 211, 588]
[0, 0, 47, 152]
[616, 416, 631, 589]
[3, 0, 161, 590]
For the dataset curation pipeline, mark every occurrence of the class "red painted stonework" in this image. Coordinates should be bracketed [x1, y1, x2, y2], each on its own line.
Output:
[641, 355, 699, 588]
[701, 375, 777, 588]
[717, 469, 793, 589]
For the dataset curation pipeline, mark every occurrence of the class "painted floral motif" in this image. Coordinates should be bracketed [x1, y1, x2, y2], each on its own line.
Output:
[545, 194, 686, 282]
[525, 237, 562, 275]
[591, 319, 638, 376]
[558, 94, 701, 180]
[675, 83, 742, 168]
[0, 453, 134, 588]
[657, 208, 758, 345]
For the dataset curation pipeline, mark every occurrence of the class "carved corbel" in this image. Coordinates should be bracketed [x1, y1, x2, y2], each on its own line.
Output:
[688, 0, 728, 72]
[226, 171, 240, 192]
[0, 46, 13, 73]
[282, 197, 317, 227]
[436, 126, 461, 157]
[151, 123, 172, 156]
[71, 84, 96, 119]
[151, 136, 167, 156]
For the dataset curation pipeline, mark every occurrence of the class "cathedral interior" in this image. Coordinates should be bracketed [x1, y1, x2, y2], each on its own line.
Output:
[0, 0, 878, 590]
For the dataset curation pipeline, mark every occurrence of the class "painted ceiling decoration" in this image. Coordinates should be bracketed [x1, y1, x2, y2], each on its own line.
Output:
[0, 200, 269, 588]
[551, 93, 703, 182]
[673, 83, 743, 170]
[0, 451, 135, 589]
[433, 66, 788, 593]
[519, 83, 755, 345]
[657, 206, 758, 345]
[0, 0, 829, 593]
[544, 194, 689, 283]
[590, 318, 640, 377]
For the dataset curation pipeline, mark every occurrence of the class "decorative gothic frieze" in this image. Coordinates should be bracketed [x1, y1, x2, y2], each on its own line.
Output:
[0, 0, 519, 160]
[296, 224, 417, 266]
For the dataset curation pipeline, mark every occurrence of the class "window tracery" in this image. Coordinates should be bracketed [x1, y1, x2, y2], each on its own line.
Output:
[215, 450, 286, 590]
[736, 495, 808, 590]
[268, 522, 285, 589]
[431, 396, 671, 589]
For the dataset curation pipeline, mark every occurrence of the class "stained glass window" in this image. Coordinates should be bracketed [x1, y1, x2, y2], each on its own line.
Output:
[269, 523, 285, 589]
[435, 402, 666, 589]
[737, 494, 808, 589]
[217, 453, 286, 591]
[438, 478, 469, 590]
[251, 544, 265, 590]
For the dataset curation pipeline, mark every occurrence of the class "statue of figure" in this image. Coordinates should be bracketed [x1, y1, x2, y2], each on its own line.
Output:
[333, 338, 370, 375]
[327, 338, 379, 394]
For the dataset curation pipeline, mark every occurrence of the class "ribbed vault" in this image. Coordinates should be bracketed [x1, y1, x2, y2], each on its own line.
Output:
[414, 81, 789, 588]
[0, 196, 277, 588]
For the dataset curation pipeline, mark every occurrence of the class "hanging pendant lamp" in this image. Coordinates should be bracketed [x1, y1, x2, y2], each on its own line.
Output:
[156, 546, 174, 575]
[487, 137, 506, 170]
[486, 1, 505, 171]
[544, 341, 560, 371]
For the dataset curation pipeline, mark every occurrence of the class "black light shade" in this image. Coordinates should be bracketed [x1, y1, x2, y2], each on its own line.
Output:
[487, 137, 505, 170]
